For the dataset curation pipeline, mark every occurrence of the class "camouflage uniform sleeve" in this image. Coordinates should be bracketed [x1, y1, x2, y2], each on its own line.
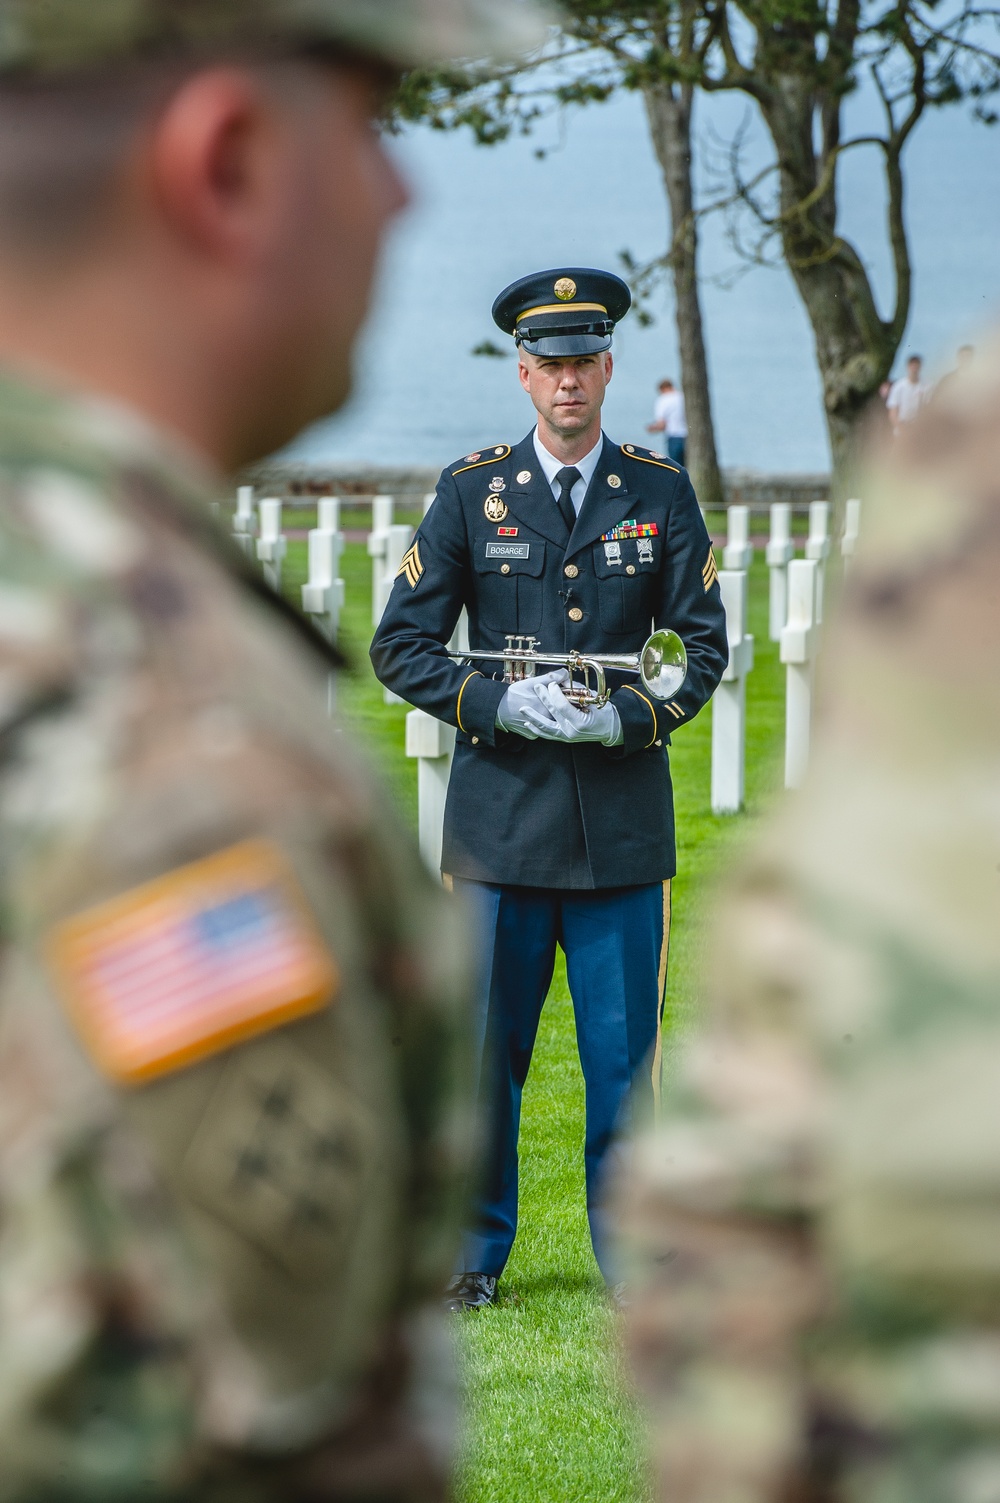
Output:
[618, 351, 1000, 1500]
[616, 854, 833, 1502]
[0, 459, 475, 1502]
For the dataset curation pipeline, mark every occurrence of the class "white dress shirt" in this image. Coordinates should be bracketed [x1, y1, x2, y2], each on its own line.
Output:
[533, 429, 603, 514]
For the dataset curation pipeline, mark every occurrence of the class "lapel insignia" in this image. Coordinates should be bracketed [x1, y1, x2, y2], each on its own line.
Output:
[485, 495, 509, 522]
[516, 470, 532, 485]
[489, 476, 506, 492]
[498, 526, 518, 536]
[702, 545, 719, 592]
[607, 473, 622, 489]
[604, 541, 622, 565]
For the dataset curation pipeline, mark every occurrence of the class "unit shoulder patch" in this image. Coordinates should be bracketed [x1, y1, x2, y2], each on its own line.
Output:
[45, 840, 339, 1085]
[397, 540, 424, 589]
[620, 443, 681, 473]
[451, 445, 512, 475]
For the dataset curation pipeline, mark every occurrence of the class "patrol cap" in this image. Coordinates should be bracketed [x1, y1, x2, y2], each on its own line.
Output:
[493, 267, 632, 357]
[0, 0, 551, 77]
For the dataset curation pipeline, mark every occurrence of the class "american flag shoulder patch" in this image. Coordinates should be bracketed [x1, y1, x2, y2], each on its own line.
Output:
[397, 540, 424, 589]
[45, 840, 339, 1086]
[702, 545, 719, 592]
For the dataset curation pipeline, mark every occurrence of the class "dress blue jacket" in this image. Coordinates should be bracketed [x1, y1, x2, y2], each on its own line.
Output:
[370, 431, 728, 888]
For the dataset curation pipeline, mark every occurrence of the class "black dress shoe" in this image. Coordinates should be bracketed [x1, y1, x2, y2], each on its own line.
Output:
[444, 1273, 497, 1312]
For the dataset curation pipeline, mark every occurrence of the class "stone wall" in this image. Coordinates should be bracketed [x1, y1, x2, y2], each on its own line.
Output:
[242, 460, 831, 510]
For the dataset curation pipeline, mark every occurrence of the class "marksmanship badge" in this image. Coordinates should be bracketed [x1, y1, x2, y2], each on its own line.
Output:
[604, 541, 622, 565]
[485, 495, 509, 522]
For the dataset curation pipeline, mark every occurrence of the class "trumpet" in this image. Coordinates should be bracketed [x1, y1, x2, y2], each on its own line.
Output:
[450, 629, 687, 709]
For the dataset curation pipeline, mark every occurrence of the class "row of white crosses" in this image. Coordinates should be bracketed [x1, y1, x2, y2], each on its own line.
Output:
[232, 483, 345, 648]
[403, 494, 466, 874]
[234, 484, 452, 873]
[711, 496, 861, 810]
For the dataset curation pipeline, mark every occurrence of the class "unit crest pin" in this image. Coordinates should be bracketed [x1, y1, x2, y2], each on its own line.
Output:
[484, 495, 509, 522]
[464, 452, 481, 463]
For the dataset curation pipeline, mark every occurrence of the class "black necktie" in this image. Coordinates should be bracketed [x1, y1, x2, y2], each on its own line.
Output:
[554, 466, 581, 538]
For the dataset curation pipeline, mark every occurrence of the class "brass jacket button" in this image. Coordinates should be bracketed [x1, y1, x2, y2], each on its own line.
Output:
[471, 736, 480, 745]
[626, 564, 636, 575]
[500, 563, 511, 574]
[568, 607, 583, 622]
[564, 563, 579, 578]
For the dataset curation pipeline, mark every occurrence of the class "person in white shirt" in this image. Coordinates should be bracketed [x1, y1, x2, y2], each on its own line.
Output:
[886, 355, 929, 430]
[647, 377, 688, 465]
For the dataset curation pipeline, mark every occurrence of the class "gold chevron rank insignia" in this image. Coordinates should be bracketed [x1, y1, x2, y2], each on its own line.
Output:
[702, 545, 719, 593]
[397, 541, 424, 590]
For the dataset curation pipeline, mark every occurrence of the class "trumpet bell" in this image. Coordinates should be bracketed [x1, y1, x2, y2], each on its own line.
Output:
[640, 629, 687, 700]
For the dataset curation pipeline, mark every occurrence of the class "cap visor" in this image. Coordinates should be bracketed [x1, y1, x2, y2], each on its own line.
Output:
[321, 0, 553, 67]
[519, 333, 612, 357]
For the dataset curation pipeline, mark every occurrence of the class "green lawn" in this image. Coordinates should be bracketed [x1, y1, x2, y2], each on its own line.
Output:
[280, 534, 786, 1503]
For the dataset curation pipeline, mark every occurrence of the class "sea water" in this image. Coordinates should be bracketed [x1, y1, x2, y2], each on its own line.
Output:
[287, 87, 1000, 474]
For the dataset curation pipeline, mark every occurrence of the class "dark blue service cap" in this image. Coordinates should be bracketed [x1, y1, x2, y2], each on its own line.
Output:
[492, 267, 632, 356]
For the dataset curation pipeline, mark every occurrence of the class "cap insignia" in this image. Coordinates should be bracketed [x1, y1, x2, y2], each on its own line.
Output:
[485, 495, 509, 523]
[554, 278, 577, 301]
[608, 474, 622, 489]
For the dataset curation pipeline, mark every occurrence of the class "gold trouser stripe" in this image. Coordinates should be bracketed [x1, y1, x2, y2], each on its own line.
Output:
[651, 879, 672, 1114]
[441, 873, 454, 893]
[623, 683, 659, 747]
[517, 301, 608, 321]
[456, 671, 482, 733]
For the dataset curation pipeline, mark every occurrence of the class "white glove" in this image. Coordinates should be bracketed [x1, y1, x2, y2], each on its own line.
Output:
[495, 669, 569, 739]
[521, 681, 624, 746]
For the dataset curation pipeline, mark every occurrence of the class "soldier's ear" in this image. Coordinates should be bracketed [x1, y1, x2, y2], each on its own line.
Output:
[517, 351, 532, 394]
[148, 66, 281, 265]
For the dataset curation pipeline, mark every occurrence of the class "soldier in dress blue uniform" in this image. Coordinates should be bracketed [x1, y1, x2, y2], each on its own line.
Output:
[371, 268, 728, 1309]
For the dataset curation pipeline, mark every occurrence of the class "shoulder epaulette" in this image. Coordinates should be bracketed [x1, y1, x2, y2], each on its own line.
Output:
[620, 443, 680, 473]
[451, 445, 512, 475]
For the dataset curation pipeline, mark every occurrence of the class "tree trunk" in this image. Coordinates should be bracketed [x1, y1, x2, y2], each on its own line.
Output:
[752, 70, 903, 495]
[643, 81, 725, 509]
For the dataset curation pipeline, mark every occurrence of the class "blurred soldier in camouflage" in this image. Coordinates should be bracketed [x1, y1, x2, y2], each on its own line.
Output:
[0, 3, 545, 1501]
[618, 353, 1000, 1503]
